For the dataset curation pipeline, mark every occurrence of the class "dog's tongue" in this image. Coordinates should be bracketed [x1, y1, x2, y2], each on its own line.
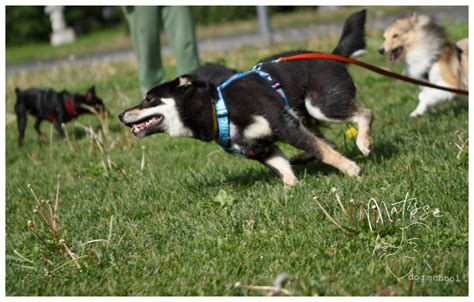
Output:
[390, 52, 397, 63]
[131, 116, 163, 133]
[390, 48, 401, 64]
[132, 120, 148, 131]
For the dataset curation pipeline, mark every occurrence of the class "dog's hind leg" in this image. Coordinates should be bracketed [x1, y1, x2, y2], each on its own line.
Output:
[290, 135, 336, 165]
[305, 98, 372, 156]
[349, 107, 372, 157]
[290, 121, 336, 165]
[278, 120, 361, 177]
[53, 113, 65, 139]
[259, 145, 298, 187]
[410, 88, 455, 118]
[34, 119, 48, 142]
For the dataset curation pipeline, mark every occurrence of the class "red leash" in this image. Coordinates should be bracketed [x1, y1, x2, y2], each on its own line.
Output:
[278, 53, 468, 96]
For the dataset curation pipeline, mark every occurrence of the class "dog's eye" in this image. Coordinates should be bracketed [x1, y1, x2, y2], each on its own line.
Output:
[392, 34, 399, 38]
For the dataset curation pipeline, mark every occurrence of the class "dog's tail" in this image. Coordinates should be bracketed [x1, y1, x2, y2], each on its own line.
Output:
[332, 9, 367, 58]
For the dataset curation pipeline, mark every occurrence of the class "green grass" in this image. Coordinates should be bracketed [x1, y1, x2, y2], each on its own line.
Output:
[5, 20, 468, 296]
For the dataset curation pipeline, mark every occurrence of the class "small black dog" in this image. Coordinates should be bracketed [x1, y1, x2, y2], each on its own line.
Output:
[14, 86, 107, 146]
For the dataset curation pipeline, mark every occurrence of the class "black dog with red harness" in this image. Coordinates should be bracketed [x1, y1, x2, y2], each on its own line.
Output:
[14, 86, 107, 146]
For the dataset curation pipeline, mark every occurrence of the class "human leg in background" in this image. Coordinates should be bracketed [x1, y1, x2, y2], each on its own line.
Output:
[124, 6, 164, 96]
[162, 6, 200, 76]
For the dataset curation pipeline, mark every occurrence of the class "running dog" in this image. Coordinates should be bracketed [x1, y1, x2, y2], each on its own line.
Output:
[119, 10, 372, 186]
[379, 12, 468, 117]
[14, 86, 108, 146]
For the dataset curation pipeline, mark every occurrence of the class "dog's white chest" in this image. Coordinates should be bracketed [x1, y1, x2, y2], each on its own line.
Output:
[405, 49, 435, 79]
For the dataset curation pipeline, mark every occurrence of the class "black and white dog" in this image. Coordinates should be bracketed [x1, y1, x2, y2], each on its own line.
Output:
[119, 10, 372, 186]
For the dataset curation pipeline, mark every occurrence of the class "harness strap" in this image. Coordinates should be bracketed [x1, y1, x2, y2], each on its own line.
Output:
[215, 87, 233, 150]
[278, 53, 468, 95]
[214, 69, 291, 155]
[47, 95, 77, 121]
[65, 95, 78, 119]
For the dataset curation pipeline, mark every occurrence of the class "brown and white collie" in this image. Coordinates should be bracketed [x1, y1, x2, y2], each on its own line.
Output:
[379, 13, 468, 117]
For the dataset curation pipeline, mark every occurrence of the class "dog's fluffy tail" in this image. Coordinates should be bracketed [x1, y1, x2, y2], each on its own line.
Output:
[332, 9, 367, 58]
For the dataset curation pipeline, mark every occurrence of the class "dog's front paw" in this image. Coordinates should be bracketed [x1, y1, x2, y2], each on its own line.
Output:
[356, 137, 371, 157]
[345, 161, 362, 178]
[283, 175, 298, 187]
[409, 107, 426, 118]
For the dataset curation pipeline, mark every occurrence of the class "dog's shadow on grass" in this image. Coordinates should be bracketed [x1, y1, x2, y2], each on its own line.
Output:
[348, 139, 400, 164]
[222, 169, 280, 187]
[430, 99, 468, 118]
[70, 128, 88, 140]
[369, 140, 400, 163]
[188, 140, 401, 189]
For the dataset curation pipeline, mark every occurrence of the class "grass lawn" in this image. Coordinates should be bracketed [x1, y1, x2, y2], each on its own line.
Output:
[4, 19, 468, 296]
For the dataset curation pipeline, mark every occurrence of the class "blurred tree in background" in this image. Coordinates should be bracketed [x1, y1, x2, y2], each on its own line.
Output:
[192, 6, 257, 25]
[6, 6, 307, 47]
[6, 6, 51, 46]
[6, 6, 123, 46]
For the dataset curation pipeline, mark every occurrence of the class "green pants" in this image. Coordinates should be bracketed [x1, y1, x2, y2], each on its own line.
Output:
[124, 6, 200, 95]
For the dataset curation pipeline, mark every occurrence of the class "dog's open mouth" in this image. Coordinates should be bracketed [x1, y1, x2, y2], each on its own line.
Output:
[390, 47, 403, 63]
[128, 115, 164, 136]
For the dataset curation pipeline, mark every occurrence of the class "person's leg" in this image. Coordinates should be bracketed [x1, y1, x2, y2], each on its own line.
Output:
[161, 6, 200, 76]
[124, 6, 164, 95]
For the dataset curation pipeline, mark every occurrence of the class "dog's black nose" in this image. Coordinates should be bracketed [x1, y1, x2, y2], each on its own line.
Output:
[378, 47, 385, 55]
[118, 111, 125, 121]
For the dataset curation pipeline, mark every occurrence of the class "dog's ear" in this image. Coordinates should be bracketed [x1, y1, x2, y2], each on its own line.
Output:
[174, 74, 212, 101]
[176, 75, 197, 88]
[408, 12, 419, 24]
[416, 15, 431, 27]
[175, 74, 209, 90]
[85, 86, 96, 100]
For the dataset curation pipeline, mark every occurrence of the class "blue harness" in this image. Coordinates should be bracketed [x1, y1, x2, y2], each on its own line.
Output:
[214, 66, 290, 156]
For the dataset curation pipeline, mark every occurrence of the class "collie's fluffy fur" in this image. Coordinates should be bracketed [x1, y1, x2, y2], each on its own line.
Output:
[379, 13, 468, 117]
